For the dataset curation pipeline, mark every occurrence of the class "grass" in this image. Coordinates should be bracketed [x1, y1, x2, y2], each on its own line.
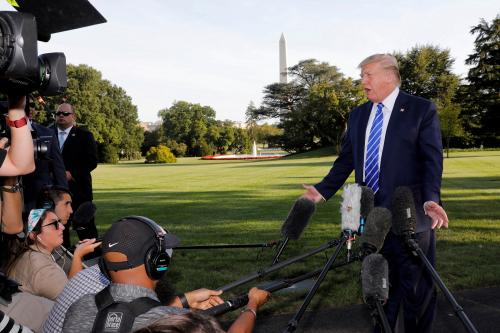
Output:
[91, 148, 500, 316]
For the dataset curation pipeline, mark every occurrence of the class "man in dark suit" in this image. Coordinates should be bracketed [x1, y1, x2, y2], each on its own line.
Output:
[55, 102, 98, 247]
[302, 54, 448, 332]
[22, 99, 68, 214]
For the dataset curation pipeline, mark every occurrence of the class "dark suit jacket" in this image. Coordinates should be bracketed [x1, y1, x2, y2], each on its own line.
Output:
[22, 122, 68, 212]
[58, 126, 98, 206]
[315, 91, 443, 232]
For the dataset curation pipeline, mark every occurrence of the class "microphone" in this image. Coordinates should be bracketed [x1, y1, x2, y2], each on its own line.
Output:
[361, 253, 392, 333]
[391, 186, 479, 333]
[340, 184, 361, 260]
[358, 207, 392, 259]
[72, 201, 97, 230]
[272, 197, 315, 264]
[361, 253, 389, 305]
[391, 186, 416, 237]
[359, 186, 375, 234]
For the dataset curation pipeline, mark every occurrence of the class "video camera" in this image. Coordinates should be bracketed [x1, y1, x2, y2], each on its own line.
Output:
[0, 0, 106, 157]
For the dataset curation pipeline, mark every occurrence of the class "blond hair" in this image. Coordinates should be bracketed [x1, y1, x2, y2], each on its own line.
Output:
[358, 54, 401, 85]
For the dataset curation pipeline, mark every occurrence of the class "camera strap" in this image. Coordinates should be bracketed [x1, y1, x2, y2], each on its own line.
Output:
[91, 286, 161, 333]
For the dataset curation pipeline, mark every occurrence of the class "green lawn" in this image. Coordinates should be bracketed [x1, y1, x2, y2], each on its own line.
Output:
[91, 148, 500, 315]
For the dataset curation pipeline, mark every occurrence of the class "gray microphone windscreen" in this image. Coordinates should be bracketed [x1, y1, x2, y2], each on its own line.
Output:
[361, 253, 389, 303]
[360, 186, 374, 218]
[281, 197, 316, 240]
[358, 207, 392, 252]
[391, 186, 417, 236]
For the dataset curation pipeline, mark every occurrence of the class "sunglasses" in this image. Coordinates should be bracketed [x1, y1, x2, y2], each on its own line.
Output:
[42, 219, 62, 230]
[29, 103, 36, 108]
[56, 111, 73, 117]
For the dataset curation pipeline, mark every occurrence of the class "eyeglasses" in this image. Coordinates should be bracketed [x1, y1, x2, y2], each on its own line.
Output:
[56, 111, 73, 117]
[41, 219, 62, 230]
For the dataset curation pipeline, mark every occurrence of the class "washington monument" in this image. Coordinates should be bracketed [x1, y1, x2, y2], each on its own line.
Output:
[279, 33, 287, 83]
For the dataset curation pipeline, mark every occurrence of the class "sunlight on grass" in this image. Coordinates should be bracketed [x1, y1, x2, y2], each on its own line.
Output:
[91, 150, 500, 311]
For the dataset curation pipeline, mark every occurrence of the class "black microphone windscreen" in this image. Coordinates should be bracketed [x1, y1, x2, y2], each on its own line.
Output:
[391, 186, 417, 236]
[281, 197, 316, 240]
[361, 253, 389, 303]
[358, 207, 391, 253]
[72, 201, 97, 229]
[360, 186, 374, 218]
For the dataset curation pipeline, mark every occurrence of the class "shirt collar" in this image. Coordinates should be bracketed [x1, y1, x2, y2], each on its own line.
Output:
[58, 125, 73, 134]
[380, 87, 399, 112]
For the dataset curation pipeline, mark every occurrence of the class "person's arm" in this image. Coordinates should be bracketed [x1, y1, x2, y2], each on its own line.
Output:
[0, 176, 23, 234]
[418, 102, 449, 229]
[68, 238, 101, 278]
[170, 289, 224, 310]
[0, 95, 35, 176]
[227, 287, 270, 333]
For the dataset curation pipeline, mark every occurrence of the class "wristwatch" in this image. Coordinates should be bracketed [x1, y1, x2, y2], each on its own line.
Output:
[1, 183, 22, 193]
[5, 116, 28, 128]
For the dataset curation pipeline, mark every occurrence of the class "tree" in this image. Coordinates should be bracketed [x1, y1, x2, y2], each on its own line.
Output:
[42, 64, 143, 163]
[462, 15, 500, 146]
[395, 45, 465, 149]
[253, 59, 365, 152]
[159, 101, 217, 156]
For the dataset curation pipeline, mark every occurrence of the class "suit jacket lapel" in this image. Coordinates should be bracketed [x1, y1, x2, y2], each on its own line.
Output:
[380, 91, 408, 175]
[356, 102, 372, 183]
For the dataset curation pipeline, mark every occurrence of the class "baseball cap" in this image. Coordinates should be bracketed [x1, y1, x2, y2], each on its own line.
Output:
[102, 216, 180, 271]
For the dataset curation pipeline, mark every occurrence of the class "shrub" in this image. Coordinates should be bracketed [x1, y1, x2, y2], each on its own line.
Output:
[145, 145, 177, 164]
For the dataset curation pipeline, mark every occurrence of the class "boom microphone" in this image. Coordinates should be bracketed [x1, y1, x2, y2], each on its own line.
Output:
[391, 187, 479, 333]
[391, 186, 416, 236]
[361, 253, 389, 304]
[340, 184, 361, 260]
[281, 197, 316, 240]
[359, 186, 375, 234]
[273, 197, 315, 264]
[358, 207, 392, 258]
[361, 253, 391, 333]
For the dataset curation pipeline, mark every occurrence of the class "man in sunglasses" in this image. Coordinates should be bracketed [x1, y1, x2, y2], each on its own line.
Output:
[55, 103, 98, 248]
[22, 97, 68, 215]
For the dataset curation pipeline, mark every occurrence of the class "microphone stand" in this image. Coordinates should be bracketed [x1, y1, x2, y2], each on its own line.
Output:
[271, 237, 289, 264]
[175, 240, 278, 250]
[366, 298, 392, 333]
[406, 237, 478, 333]
[217, 237, 344, 292]
[204, 256, 359, 317]
[283, 232, 349, 333]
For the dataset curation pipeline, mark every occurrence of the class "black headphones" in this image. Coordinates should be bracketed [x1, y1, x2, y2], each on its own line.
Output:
[99, 216, 172, 280]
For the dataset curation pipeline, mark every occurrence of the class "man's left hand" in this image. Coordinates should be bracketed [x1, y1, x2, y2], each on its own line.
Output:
[424, 201, 449, 229]
[185, 288, 224, 310]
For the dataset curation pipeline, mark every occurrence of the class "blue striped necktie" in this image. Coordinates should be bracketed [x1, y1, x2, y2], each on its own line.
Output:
[365, 103, 384, 193]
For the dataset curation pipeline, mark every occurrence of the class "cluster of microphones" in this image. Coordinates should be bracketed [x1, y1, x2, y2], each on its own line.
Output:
[70, 184, 478, 333]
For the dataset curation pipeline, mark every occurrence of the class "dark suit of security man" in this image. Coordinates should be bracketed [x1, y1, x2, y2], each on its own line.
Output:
[302, 54, 449, 333]
[55, 102, 98, 246]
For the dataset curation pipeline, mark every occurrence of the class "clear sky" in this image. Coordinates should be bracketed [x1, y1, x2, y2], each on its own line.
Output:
[0, 1, 498, 123]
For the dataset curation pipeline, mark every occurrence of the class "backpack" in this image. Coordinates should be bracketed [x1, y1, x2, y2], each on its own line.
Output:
[91, 286, 161, 333]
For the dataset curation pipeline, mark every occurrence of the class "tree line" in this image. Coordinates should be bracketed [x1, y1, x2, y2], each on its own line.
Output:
[248, 16, 499, 154]
[33, 15, 498, 161]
